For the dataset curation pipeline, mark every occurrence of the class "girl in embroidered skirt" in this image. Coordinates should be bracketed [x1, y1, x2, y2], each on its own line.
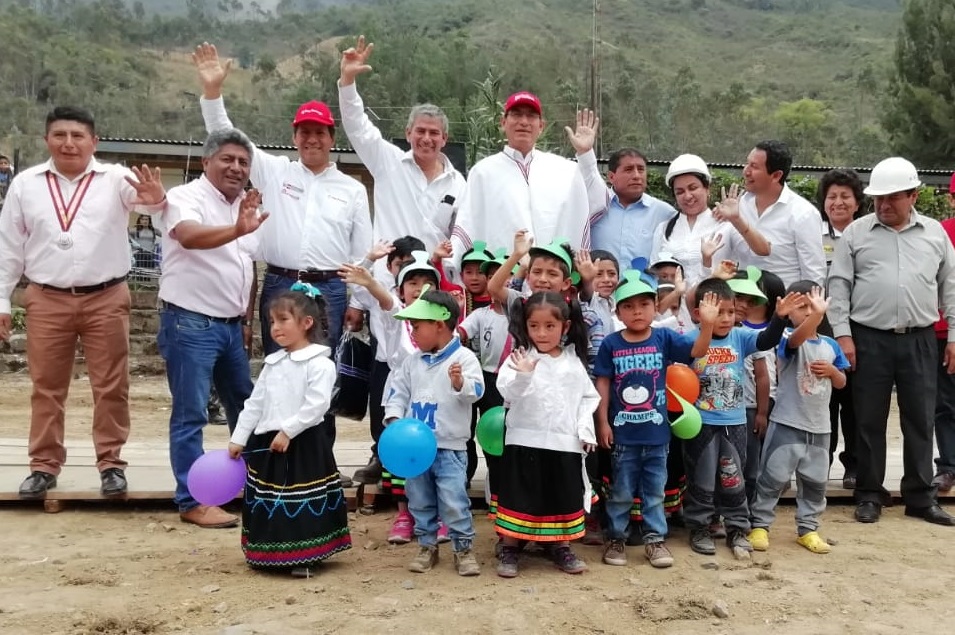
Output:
[495, 291, 600, 577]
[228, 284, 352, 577]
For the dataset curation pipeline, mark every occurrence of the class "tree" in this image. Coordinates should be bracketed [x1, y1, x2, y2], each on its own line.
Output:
[883, 0, 955, 168]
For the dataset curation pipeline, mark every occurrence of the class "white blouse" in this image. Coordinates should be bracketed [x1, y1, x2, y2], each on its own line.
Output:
[649, 209, 731, 286]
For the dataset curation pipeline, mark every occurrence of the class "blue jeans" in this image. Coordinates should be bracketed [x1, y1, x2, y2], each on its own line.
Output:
[260, 273, 346, 355]
[606, 443, 669, 544]
[158, 306, 253, 512]
[405, 449, 475, 551]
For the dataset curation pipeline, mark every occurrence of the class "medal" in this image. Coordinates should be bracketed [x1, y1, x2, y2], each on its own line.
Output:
[56, 232, 73, 250]
[46, 170, 95, 248]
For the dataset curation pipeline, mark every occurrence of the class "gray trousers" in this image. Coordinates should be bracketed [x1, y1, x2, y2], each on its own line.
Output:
[751, 421, 829, 534]
[683, 424, 750, 533]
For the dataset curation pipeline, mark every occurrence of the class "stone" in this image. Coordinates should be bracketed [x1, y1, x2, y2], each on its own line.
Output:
[202, 584, 221, 594]
[400, 579, 415, 590]
[212, 602, 228, 613]
[701, 562, 720, 570]
[712, 601, 730, 619]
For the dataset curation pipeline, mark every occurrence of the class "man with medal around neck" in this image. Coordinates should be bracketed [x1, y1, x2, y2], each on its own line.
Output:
[0, 106, 168, 500]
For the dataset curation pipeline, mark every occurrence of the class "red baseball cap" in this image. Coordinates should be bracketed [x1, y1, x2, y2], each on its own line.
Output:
[949, 171, 955, 194]
[504, 91, 542, 116]
[292, 101, 335, 127]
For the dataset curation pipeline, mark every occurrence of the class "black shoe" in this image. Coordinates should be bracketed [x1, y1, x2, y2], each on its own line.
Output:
[339, 473, 354, 488]
[842, 473, 857, 490]
[904, 504, 955, 526]
[352, 455, 383, 485]
[854, 501, 881, 523]
[19, 471, 57, 499]
[100, 468, 128, 497]
[208, 409, 228, 426]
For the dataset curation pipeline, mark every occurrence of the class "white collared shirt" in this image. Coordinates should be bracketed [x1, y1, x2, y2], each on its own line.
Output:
[158, 175, 258, 318]
[200, 97, 372, 270]
[230, 343, 337, 445]
[338, 81, 466, 263]
[0, 158, 165, 314]
[726, 185, 826, 287]
[650, 209, 732, 286]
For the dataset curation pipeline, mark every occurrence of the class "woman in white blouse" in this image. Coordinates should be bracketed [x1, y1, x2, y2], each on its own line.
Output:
[650, 154, 770, 286]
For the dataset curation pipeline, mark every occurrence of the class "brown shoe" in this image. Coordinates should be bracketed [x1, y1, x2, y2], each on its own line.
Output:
[179, 505, 239, 528]
[933, 472, 955, 493]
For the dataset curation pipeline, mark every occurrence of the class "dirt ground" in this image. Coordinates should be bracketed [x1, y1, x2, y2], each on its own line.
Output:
[1, 374, 955, 634]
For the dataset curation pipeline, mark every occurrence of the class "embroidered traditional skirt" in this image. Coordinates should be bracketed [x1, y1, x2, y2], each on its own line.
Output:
[495, 444, 586, 542]
[241, 426, 352, 569]
[381, 471, 407, 502]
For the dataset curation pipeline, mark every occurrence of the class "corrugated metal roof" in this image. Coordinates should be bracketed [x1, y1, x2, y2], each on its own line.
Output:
[99, 137, 353, 152]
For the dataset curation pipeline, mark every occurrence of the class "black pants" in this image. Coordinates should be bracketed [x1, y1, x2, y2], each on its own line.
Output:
[851, 323, 936, 508]
[368, 359, 390, 457]
[467, 370, 504, 485]
[829, 372, 857, 474]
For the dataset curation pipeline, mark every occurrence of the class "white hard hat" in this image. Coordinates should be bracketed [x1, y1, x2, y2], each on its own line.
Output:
[666, 154, 711, 188]
[863, 157, 922, 196]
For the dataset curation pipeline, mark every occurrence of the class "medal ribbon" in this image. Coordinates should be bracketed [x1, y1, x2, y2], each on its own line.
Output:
[46, 171, 95, 232]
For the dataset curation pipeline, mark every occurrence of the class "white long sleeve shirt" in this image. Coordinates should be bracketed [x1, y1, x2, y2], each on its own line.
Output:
[199, 97, 372, 270]
[230, 343, 336, 446]
[338, 81, 465, 258]
[725, 185, 826, 287]
[158, 175, 258, 318]
[383, 337, 484, 451]
[496, 347, 599, 454]
[649, 209, 732, 286]
[0, 158, 165, 313]
[451, 147, 593, 264]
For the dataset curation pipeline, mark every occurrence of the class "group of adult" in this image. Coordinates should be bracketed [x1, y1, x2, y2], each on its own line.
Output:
[0, 34, 954, 528]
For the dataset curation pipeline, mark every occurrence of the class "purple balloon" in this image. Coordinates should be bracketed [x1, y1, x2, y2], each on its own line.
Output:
[187, 450, 247, 506]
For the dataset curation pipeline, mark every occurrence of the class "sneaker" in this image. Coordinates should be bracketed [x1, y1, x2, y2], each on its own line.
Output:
[552, 546, 587, 574]
[353, 455, 383, 485]
[708, 518, 726, 539]
[497, 546, 520, 578]
[689, 527, 716, 555]
[453, 549, 481, 576]
[581, 513, 604, 546]
[645, 541, 674, 568]
[437, 522, 451, 544]
[388, 512, 414, 544]
[748, 527, 769, 551]
[796, 531, 831, 554]
[602, 539, 627, 566]
[726, 528, 753, 559]
[407, 545, 438, 573]
[933, 471, 955, 493]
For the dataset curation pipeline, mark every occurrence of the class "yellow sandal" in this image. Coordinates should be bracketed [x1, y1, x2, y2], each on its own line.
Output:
[797, 531, 831, 554]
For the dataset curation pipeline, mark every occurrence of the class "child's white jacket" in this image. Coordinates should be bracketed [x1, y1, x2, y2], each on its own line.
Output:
[230, 343, 336, 446]
[496, 346, 599, 454]
[384, 337, 484, 450]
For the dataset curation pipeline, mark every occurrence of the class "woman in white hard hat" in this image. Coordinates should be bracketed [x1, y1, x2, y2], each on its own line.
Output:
[650, 154, 770, 286]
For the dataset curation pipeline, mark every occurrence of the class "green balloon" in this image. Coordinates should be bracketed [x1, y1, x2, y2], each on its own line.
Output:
[476, 406, 506, 456]
[667, 388, 702, 440]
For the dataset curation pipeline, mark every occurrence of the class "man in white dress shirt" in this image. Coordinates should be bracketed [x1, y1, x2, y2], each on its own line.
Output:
[158, 128, 267, 529]
[0, 106, 167, 500]
[724, 140, 826, 287]
[193, 43, 372, 354]
[451, 91, 593, 261]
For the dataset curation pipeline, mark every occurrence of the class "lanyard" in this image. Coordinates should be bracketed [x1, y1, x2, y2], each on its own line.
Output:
[46, 171, 95, 232]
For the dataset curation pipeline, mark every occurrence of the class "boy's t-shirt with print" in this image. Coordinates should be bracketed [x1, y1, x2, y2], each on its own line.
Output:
[691, 327, 761, 425]
[771, 329, 850, 434]
[594, 328, 695, 445]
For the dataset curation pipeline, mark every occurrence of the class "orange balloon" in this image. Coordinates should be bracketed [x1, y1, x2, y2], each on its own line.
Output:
[666, 364, 700, 412]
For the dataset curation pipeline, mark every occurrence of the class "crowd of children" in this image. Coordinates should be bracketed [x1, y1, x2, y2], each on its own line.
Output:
[222, 210, 852, 579]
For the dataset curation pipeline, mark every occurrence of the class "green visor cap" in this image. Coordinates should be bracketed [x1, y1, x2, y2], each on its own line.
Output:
[394, 284, 452, 321]
[528, 237, 573, 271]
[479, 247, 509, 274]
[727, 266, 767, 304]
[614, 269, 659, 303]
[461, 240, 495, 265]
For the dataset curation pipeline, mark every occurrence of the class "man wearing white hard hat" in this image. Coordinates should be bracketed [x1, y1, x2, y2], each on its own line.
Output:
[828, 156, 955, 526]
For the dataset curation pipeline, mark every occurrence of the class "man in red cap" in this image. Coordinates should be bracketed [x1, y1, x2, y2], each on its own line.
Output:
[451, 89, 594, 265]
[933, 172, 955, 492]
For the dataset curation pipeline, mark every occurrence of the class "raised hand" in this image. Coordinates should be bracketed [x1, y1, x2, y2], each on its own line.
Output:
[507, 347, 539, 373]
[701, 232, 724, 263]
[340, 34, 374, 85]
[673, 266, 686, 295]
[366, 239, 394, 262]
[338, 263, 374, 287]
[712, 259, 738, 280]
[448, 362, 464, 391]
[126, 164, 165, 206]
[432, 239, 453, 261]
[513, 229, 533, 258]
[698, 291, 720, 326]
[712, 183, 741, 222]
[774, 291, 805, 318]
[564, 108, 599, 155]
[806, 286, 829, 316]
[235, 189, 269, 236]
[574, 249, 597, 282]
[192, 42, 232, 94]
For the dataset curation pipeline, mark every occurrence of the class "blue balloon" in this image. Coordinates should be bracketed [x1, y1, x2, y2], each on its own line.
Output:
[379, 418, 438, 479]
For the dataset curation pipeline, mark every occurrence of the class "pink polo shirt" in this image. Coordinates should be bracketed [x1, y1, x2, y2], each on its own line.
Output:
[935, 218, 955, 340]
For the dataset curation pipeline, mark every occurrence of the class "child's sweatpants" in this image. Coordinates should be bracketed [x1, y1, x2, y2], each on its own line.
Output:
[683, 423, 750, 533]
[750, 421, 829, 535]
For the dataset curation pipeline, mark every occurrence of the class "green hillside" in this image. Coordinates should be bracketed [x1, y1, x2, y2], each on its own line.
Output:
[0, 0, 902, 167]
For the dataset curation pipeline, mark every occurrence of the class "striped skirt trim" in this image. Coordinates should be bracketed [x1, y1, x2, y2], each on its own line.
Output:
[495, 507, 586, 542]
